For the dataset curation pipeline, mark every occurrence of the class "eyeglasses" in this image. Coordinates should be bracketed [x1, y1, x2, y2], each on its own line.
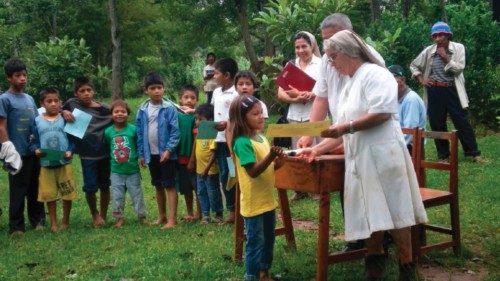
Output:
[327, 52, 340, 63]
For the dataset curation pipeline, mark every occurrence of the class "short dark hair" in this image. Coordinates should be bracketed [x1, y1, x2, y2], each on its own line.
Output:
[73, 77, 94, 93]
[143, 72, 164, 89]
[180, 85, 199, 99]
[206, 52, 216, 64]
[234, 70, 259, 88]
[39, 88, 60, 102]
[4, 59, 27, 77]
[110, 99, 131, 115]
[194, 103, 214, 121]
[213, 58, 238, 80]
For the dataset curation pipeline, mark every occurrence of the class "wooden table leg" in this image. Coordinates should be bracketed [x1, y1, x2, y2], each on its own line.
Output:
[316, 191, 330, 281]
[234, 184, 244, 261]
[277, 188, 296, 249]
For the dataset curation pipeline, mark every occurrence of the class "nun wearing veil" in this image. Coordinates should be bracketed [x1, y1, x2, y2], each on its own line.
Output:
[299, 30, 428, 281]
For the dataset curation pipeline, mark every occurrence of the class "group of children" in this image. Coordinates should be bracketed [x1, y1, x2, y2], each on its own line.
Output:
[1, 57, 282, 280]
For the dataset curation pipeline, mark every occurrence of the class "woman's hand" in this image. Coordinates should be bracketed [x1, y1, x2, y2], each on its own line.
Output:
[320, 123, 349, 138]
[284, 86, 302, 98]
[296, 147, 317, 163]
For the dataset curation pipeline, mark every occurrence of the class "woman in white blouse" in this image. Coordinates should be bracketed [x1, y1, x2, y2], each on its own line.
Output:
[299, 30, 428, 280]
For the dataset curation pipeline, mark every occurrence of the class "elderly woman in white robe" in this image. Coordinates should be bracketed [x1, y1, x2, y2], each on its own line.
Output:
[299, 30, 428, 281]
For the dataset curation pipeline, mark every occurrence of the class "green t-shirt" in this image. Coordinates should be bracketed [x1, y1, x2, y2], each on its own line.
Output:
[177, 112, 195, 159]
[104, 123, 139, 175]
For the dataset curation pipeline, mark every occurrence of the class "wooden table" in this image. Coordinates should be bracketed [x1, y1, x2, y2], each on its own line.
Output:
[234, 155, 367, 281]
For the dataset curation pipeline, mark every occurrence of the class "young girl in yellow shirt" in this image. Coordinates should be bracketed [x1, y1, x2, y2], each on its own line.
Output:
[229, 95, 285, 281]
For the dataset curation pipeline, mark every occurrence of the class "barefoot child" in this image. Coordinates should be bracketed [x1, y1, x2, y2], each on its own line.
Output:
[211, 58, 239, 223]
[62, 77, 112, 227]
[136, 72, 180, 229]
[229, 95, 286, 281]
[194, 103, 223, 224]
[176, 85, 200, 221]
[31, 88, 77, 232]
[104, 100, 148, 228]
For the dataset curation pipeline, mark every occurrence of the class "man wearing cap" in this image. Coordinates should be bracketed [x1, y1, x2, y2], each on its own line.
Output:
[410, 21, 484, 162]
[389, 64, 426, 153]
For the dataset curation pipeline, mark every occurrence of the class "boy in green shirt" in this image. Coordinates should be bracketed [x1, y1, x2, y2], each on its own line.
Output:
[104, 100, 147, 228]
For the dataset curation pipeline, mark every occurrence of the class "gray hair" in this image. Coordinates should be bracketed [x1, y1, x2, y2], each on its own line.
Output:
[320, 13, 353, 31]
[323, 30, 384, 67]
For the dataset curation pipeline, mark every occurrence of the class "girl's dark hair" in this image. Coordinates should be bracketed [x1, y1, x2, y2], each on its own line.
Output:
[229, 95, 261, 140]
[194, 103, 214, 120]
[206, 52, 216, 64]
[234, 70, 259, 88]
[293, 31, 312, 45]
[73, 77, 94, 93]
[39, 88, 60, 102]
[213, 58, 238, 80]
[143, 72, 164, 89]
[4, 58, 27, 77]
[110, 99, 131, 115]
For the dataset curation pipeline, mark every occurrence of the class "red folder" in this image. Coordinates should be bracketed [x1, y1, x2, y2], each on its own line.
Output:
[276, 62, 316, 92]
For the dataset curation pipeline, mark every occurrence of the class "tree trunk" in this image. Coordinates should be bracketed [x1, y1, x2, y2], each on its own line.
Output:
[402, 0, 412, 18]
[439, 0, 447, 22]
[371, 0, 381, 22]
[234, 0, 261, 72]
[492, 0, 499, 21]
[108, 0, 123, 100]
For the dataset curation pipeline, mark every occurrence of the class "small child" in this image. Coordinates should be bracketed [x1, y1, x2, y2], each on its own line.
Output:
[0, 59, 45, 234]
[229, 95, 286, 281]
[234, 70, 269, 119]
[104, 100, 148, 228]
[194, 103, 223, 224]
[176, 85, 200, 221]
[136, 72, 180, 229]
[62, 77, 112, 227]
[211, 58, 239, 223]
[31, 88, 77, 232]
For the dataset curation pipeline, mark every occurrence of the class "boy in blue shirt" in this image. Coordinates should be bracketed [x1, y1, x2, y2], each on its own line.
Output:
[0, 59, 45, 234]
[31, 88, 77, 232]
[62, 77, 112, 227]
[136, 72, 180, 229]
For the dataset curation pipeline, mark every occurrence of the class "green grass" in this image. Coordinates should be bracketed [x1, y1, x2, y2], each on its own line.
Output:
[0, 97, 498, 280]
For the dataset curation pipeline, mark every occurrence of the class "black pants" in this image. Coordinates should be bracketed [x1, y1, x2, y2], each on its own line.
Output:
[427, 86, 480, 159]
[8, 156, 45, 232]
[205, 91, 213, 104]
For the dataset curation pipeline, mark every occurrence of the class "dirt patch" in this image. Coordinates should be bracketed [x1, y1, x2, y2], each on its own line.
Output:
[420, 263, 488, 281]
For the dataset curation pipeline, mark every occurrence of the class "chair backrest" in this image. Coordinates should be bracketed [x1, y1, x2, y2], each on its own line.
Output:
[416, 130, 459, 194]
[401, 127, 420, 164]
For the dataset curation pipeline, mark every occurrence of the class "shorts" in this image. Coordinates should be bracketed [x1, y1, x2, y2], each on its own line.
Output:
[38, 165, 77, 202]
[148, 155, 176, 188]
[81, 158, 111, 193]
[176, 163, 196, 195]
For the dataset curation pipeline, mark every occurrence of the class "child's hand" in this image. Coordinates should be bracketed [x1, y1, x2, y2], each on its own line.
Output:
[64, 151, 73, 160]
[202, 170, 209, 180]
[215, 121, 227, 131]
[270, 146, 286, 159]
[187, 159, 195, 172]
[34, 149, 46, 158]
[180, 106, 195, 114]
[160, 150, 171, 163]
[62, 110, 75, 122]
[139, 157, 146, 168]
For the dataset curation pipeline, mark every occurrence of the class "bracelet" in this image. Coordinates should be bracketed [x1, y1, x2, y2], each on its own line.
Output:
[349, 120, 355, 134]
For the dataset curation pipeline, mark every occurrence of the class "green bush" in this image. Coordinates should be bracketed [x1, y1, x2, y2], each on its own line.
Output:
[26, 36, 109, 102]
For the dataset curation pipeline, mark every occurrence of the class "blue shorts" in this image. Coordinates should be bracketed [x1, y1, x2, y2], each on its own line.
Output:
[148, 155, 176, 188]
[81, 158, 111, 193]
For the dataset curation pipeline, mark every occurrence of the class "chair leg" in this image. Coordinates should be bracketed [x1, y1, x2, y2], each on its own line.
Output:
[410, 225, 421, 264]
[450, 201, 461, 255]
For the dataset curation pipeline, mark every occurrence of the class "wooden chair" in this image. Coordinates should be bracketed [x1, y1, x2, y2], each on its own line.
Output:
[412, 130, 460, 262]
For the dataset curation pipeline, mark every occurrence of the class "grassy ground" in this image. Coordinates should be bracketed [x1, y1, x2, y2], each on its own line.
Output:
[0, 97, 498, 280]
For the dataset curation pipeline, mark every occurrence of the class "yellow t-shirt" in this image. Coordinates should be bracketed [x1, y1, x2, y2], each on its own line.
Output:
[233, 135, 277, 217]
[195, 139, 218, 175]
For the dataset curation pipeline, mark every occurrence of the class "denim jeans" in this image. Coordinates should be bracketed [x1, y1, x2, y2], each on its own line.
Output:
[244, 210, 276, 281]
[196, 174, 223, 217]
[216, 142, 235, 211]
[110, 173, 146, 219]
